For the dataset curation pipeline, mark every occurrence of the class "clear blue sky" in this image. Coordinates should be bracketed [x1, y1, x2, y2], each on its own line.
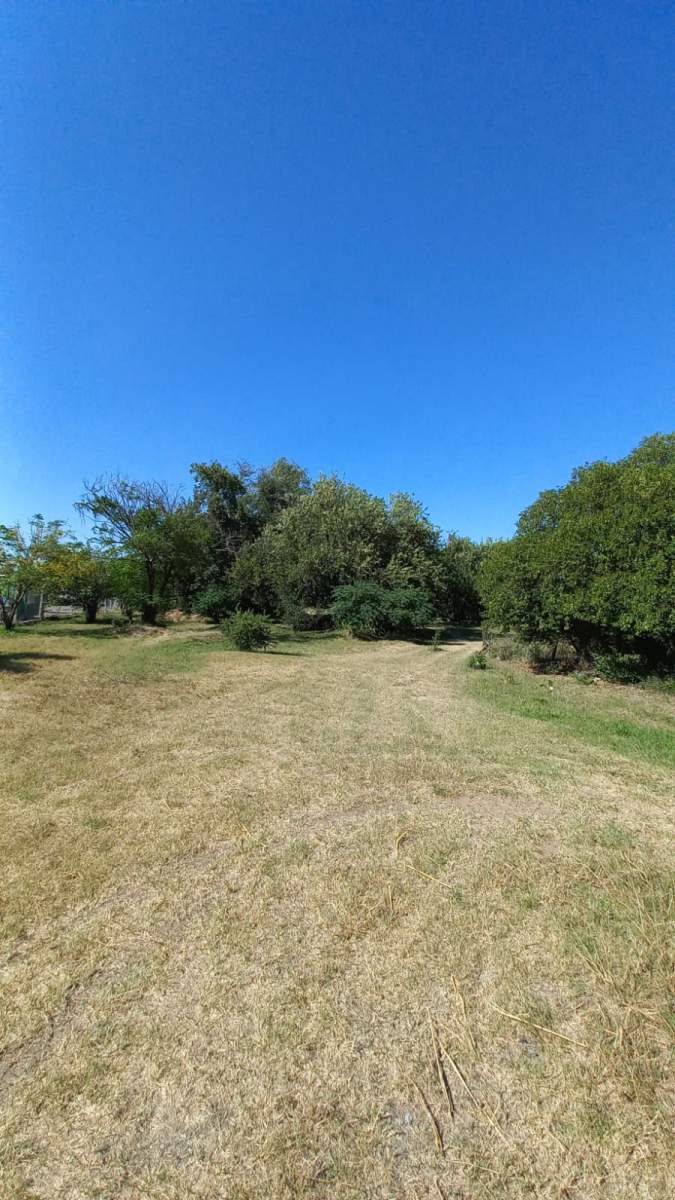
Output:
[1, 0, 672, 541]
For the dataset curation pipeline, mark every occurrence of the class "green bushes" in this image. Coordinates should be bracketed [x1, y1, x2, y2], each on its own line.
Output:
[330, 582, 434, 639]
[593, 651, 647, 684]
[484, 633, 523, 661]
[280, 597, 333, 632]
[383, 587, 435, 634]
[193, 584, 233, 623]
[466, 650, 488, 670]
[223, 611, 272, 651]
[330, 582, 387, 638]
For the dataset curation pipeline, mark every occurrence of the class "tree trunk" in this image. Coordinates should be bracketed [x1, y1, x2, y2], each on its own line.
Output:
[143, 559, 157, 625]
[0, 595, 20, 630]
[84, 600, 98, 623]
[142, 600, 158, 625]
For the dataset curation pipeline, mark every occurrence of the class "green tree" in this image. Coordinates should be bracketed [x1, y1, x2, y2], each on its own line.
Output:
[330, 581, 434, 639]
[236, 476, 393, 610]
[232, 479, 445, 615]
[47, 543, 116, 622]
[0, 516, 66, 630]
[480, 434, 675, 665]
[190, 461, 252, 582]
[383, 494, 442, 595]
[191, 457, 310, 602]
[437, 534, 484, 624]
[106, 556, 147, 621]
[247, 458, 311, 528]
[77, 477, 207, 624]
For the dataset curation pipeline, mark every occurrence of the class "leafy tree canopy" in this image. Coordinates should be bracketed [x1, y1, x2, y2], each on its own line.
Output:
[0, 516, 67, 629]
[480, 434, 675, 663]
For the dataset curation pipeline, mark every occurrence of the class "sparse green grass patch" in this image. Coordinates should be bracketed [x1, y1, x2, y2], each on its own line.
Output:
[470, 664, 675, 770]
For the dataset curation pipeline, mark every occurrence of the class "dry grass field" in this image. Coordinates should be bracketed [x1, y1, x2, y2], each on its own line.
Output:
[1, 620, 673, 1199]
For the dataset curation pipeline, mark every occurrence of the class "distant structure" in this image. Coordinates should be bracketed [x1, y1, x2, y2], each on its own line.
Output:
[13, 591, 44, 624]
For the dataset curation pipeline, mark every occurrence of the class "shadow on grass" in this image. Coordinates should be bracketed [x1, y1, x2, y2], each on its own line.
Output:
[269, 624, 483, 649]
[271, 628, 337, 644]
[25, 623, 116, 640]
[405, 625, 483, 646]
[0, 651, 75, 675]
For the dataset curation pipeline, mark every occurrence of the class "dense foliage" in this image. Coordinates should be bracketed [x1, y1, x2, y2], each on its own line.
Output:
[4, 434, 672, 673]
[224, 610, 272, 651]
[0, 517, 67, 629]
[330, 582, 434, 639]
[47, 543, 117, 622]
[479, 434, 675, 670]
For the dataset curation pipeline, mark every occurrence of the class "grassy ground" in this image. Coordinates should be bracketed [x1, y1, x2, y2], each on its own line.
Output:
[0, 620, 673, 1199]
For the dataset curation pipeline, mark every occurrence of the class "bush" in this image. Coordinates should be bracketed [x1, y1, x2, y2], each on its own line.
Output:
[111, 613, 131, 632]
[330, 582, 389, 638]
[223, 610, 272, 651]
[485, 633, 522, 661]
[194, 584, 234, 623]
[330, 582, 434, 639]
[383, 586, 435, 634]
[593, 651, 647, 684]
[281, 597, 333, 632]
[525, 641, 549, 668]
[467, 650, 488, 670]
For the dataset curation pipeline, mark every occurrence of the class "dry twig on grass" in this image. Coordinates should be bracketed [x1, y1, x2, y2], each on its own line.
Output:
[411, 1080, 445, 1156]
[428, 1011, 455, 1120]
[439, 1044, 514, 1151]
[401, 859, 455, 892]
[491, 1003, 588, 1049]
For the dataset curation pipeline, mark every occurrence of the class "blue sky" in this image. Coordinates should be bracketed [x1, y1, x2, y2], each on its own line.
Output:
[1, 0, 672, 541]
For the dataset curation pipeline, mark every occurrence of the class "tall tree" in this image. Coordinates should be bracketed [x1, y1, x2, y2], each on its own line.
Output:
[437, 534, 484, 624]
[480, 434, 675, 663]
[233, 476, 393, 609]
[77, 477, 206, 623]
[190, 462, 252, 582]
[247, 458, 311, 528]
[47, 542, 116, 622]
[0, 516, 66, 630]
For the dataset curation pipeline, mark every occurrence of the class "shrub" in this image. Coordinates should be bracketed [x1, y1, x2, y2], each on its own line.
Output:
[281, 597, 333, 632]
[383, 586, 435, 634]
[573, 671, 595, 685]
[485, 633, 522, 661]
[525, 641, 549, 669]
[223, 610, 272, 651]
[593, 651, 647, 684]
[467, 650, 488, 670]
[330, 582, 434, 639]
[111, 613, 131, 632]
[330, 582, 389, 638]
[194, 584, 234, 623]
[431, 629, 442, 651]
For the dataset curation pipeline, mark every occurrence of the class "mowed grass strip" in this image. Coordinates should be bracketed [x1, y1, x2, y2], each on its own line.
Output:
[0, 621, 673, 1199]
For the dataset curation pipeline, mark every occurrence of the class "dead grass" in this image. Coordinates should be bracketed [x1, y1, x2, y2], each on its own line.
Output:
[0, 621, 673, 1198]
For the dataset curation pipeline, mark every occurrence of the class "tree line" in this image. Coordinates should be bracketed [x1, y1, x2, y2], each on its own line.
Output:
[0, 458, 482, 632]
[480, 433, 674, 677]
[1, 433, 673, 675]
